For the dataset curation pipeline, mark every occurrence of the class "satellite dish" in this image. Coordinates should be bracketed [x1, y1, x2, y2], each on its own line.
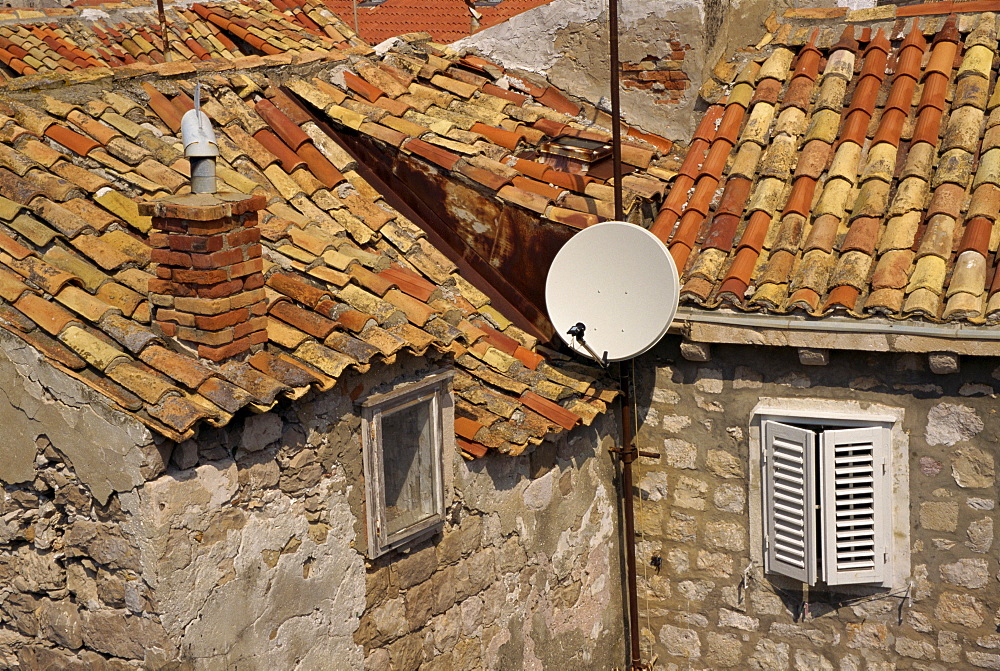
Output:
[545, 221, 679, 362]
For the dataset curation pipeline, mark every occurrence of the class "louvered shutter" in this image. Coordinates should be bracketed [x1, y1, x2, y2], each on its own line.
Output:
[763, 421, 817, 584]
[820, 427, 888, 586]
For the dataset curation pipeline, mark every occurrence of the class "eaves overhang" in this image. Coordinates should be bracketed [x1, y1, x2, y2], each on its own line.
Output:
[672, 307, 1000, 357]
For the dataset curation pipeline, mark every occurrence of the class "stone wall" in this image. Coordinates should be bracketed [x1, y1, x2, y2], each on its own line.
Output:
[631, 336, 999, 670]
[0, 347, 625, 669]
[454, 0, 802, 139]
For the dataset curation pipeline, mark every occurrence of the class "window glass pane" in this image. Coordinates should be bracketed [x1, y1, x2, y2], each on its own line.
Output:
[382, 398, 436, 535]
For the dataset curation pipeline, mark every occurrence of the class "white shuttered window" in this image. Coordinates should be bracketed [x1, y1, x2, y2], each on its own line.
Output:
[763, 420, 890, 587]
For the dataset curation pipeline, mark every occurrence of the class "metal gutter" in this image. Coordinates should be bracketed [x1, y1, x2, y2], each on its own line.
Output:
[673, 307, 1000, 341]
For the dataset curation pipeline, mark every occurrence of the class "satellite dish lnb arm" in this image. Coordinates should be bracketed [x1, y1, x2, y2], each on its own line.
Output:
[567, 322, 609, 369]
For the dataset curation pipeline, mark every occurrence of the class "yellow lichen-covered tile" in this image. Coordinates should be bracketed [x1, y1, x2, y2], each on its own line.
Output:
[687, 247, 729, 281]
[59, 324, 130, 370]
[814, 76, 848, 112]
[55, 284, 116, 323]
[727, 81, 755, 108]
[758, 134, 797, 180]
[850, 180, 891, 219]
[8, 213, 56, 247]
[789, 249, 834, 293]
[382, 115, 428, 139]
[403, 109, 453, 136]
[902, 286, 941, 318]
[477, 304, 512, 331]
[42, 244, 108, 292]
[804, 108, 842, 144]
[774, 107, 807, 137]
[757, 47, 795, 82]
[828, 250, 873, 290]
[750, 281, 788, 310]
[900, 142, 936, 180]
[70, 234, 132, 271]
[878, 211, 922, 253]
[740, 103, 776, 146]
[827, 143, 863, 184]
[958, 44, 994, 81]
[327, 105, 365, 131]
[861, 142, 897, 184]
[263, 164, 305, 201]
[452, 274, 490, 308]
[944, 291, 983, 321]
[888, 177, 929, 217]
[729, 142, 763, 180]
[813, 178, 852, 218]
[905, 255, 947, 294]
[294, 340, 354, 377]
[217, 166, 264, 196]
[973, 148, 1000, 189]
[932, 148, 975, 189]
[747, 177, 788, 215]
[942, 105, 985, 154]
[94, 189, 151, 233]
[946, 250, 987, 298]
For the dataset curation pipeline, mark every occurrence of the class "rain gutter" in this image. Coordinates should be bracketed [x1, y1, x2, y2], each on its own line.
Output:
[671, 307, 1000, 355]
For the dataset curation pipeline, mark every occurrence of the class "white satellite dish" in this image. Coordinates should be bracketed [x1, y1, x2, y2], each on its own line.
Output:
[545, 221, 679, 363]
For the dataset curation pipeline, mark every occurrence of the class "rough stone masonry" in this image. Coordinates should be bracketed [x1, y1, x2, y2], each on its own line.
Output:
[0, 334, 625, 669]
[632, 335, 1000, 670]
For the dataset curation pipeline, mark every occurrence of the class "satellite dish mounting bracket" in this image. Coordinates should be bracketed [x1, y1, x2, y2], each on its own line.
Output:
[566, 322, 609, 369]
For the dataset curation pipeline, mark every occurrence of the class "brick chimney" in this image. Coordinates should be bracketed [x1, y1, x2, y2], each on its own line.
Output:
[139, 192, 268, 363]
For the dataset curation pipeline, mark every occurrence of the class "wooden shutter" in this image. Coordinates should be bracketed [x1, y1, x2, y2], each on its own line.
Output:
[820, 427, 887, 586]
[763, 420, 817, 584]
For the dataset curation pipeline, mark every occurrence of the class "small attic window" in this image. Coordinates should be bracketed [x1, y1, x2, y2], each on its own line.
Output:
[361, 371, 453, 557]
[538, 134, 611, 174]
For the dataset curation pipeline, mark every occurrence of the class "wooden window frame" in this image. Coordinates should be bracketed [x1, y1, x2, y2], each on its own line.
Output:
[361, 370, 453, 558]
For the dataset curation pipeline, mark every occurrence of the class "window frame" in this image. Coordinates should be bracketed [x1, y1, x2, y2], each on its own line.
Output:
[750, 400, 910, 593]
[361, 370, 454, 558]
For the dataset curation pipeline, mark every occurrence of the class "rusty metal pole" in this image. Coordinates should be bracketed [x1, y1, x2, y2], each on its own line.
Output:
[609, 0, 624, 222]
[609, 1, 641, 666]
[619, 364, 644, 669]
[157, 0, 169, 61]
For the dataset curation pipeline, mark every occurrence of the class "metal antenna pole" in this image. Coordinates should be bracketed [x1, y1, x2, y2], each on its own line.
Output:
[157, 0, 169, 61]
[609, 0, 642, 666]
[610, 0, 624, 221]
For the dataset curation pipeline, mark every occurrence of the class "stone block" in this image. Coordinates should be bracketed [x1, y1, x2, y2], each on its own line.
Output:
[929, 351, 960, 374]
[919, 501, 959, 532]
[940, 558, 990, 588]
[673, 476, 707, 510]
[707, 449, 744, 478]
[846, 622, 889, 650]
[394, 543, 438, 590]
[967, 516, 993, 552]
[798, 347, 829, 365]
[680, 340, 711, 362]
[952, 446, 995, 488]
[925, 402, 984, 446]
[705, 632, 742, 667]
[748, 639, 789, 669]
[718, 608, 758, 631]
[662, 438, 696, 469]
[895, 636, 935, 660]
[658, 624, 700, 659]
[713, 483, 745, 513]
[935, 592, 986, 628]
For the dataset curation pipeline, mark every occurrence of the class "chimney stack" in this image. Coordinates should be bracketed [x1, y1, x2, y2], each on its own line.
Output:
[140, 192, 268, 363]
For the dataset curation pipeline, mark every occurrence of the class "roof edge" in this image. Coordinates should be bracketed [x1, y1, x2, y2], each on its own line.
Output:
[677, 308, 1000, 357]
